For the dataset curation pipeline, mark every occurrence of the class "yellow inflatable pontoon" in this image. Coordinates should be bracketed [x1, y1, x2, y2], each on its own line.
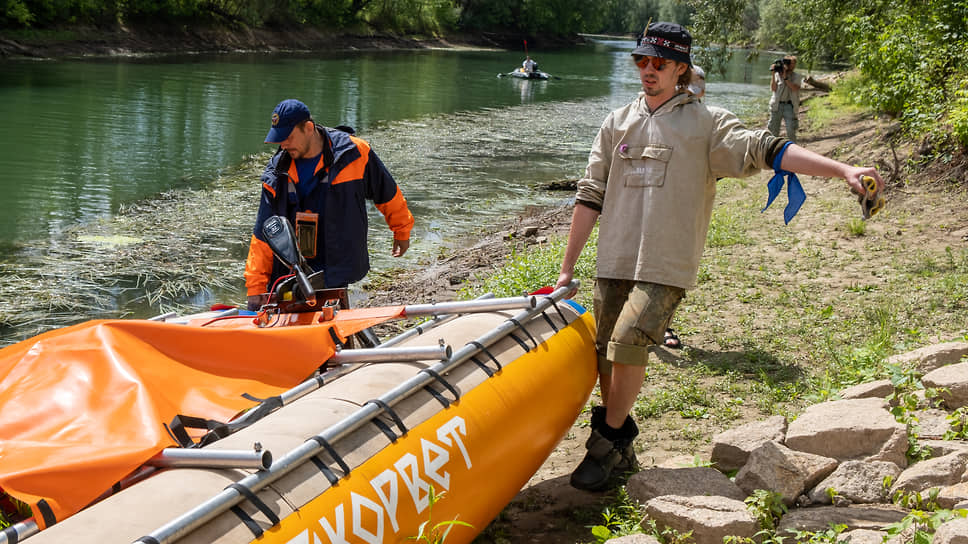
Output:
[0, 284, 596, 544]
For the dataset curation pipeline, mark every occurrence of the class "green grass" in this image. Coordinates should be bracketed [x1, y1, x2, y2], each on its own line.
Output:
[804, 75, 868, 130]
[457, 227, 599, 310]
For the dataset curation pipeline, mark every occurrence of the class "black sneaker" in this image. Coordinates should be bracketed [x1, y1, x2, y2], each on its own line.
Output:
[570, 408, 639, 491]
[570, 429, 630, 490]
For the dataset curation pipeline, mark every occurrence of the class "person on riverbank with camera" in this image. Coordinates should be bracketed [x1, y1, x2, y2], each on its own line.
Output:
[244, 99, 414, 311]
[554, 23, 883, 491]
[768, 55, 803, 142]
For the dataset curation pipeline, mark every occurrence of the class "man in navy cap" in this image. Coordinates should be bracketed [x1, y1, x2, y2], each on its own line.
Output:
[244, 99, 414, 310]
[555, 22, 885, 490]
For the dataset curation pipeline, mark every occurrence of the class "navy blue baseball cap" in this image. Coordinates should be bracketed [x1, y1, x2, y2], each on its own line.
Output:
[264, 99, 312, 144]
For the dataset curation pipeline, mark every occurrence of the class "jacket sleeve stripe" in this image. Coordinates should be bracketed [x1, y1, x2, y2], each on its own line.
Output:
[244, 235, 275, 296]
[375, 187, 415, 240]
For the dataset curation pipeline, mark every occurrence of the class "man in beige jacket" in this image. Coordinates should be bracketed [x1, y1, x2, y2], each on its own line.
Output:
[555, 22, 884, 491]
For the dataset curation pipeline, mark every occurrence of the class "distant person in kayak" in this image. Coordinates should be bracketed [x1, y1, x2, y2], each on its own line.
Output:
[555, 22, 884, 491]
[523, 55, 538, 74]
[244, 99, 414, 311]
[768, 55, 802, 142]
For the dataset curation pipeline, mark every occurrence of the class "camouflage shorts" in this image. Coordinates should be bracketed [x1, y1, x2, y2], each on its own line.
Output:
[593, 278, 685, 374]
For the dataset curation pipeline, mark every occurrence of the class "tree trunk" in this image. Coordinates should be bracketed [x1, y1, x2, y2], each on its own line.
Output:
[804, 75, 832, 92]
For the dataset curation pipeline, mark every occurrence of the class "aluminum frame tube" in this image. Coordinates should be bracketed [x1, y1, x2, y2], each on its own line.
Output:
[401, 295, 534, 317]
[327, 343, 450, 364]
[136, 281, 579, 544]
[0, 519, 38, 543]
[145, 448, 272, 471]
[379, 293, 494, 348]
[231, 322, 461, 428]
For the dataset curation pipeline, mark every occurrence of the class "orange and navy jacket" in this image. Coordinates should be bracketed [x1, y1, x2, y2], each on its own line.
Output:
[244, 126, 414, 296]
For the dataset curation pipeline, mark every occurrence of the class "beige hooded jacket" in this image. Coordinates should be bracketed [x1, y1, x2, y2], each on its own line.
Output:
[576, 92, 783, 290]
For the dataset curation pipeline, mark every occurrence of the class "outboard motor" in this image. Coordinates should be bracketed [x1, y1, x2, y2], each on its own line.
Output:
[262, 215, 317, 308]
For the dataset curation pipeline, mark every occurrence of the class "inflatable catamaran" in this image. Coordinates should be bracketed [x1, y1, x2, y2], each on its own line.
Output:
[0, 216, 597, 544]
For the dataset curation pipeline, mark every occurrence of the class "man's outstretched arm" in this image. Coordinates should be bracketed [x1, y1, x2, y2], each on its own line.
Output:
[780, 143, 884, 195]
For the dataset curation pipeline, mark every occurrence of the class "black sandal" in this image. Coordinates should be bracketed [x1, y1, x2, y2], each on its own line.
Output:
[663, 328, 682, 349]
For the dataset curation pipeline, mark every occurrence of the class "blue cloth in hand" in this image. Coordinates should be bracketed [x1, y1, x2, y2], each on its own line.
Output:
[761, 141, 805, 224]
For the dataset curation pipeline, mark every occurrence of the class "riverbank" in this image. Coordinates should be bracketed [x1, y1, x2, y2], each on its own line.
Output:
[0, 22, 583, 60]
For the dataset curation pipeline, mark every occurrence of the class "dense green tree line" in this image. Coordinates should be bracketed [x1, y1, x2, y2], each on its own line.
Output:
[752, 0, 968, 149]
[3, 0, 966, 149]
[0, 0, 461, 33]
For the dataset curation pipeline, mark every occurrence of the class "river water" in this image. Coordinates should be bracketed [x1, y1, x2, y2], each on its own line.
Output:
[0, 39, 777, 345]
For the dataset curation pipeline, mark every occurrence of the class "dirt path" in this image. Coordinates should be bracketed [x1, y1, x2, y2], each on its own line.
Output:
[363, 91, 968, 543]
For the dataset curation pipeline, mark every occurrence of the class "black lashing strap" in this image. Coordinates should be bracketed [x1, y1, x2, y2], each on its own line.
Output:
[540, 310, 560, 333]
[365, 399, 408, 439]
[546, 297, 569, 324]
[309, 454, 341, 485]
[369, 416, 399, 443]
[2, 525, 19, 544]
[225, 482, 280, 537]
[236, 394, 284, 426]
[467, 340, 502, 375]
[469, 355, 495, 377]
[423, 383, 451, 407]
[166, 415, 231, 448]
[35, 499, 56, 528]
[328, 326, 345, 349]
[507, 318, 539, 351]
[166, 389, 287, 448]
[230, 505, 263, 538]
[419, 368, 461, 407]
[308, 435, 351, 483]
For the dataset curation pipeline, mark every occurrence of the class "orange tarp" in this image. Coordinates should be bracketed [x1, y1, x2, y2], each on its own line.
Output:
[0, 306, 403, 529]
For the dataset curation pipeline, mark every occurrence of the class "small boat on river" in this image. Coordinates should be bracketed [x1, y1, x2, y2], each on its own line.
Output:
[501, 67, 552, 80]
[0, 216, 597, 544]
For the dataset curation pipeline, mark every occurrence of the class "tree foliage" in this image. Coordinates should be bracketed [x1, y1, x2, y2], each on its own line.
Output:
[455, 0, 603, 37]
[682, 0, 745, 77]
[845, 0, 968, 147]
[0, 0, 448, 30]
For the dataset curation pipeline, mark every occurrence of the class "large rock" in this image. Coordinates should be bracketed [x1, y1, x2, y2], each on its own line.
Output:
[626, 467, 746, 504]
[923, 362, 968, 409]
[938, 481, 968, 509]
[891, 451, 968, 495]
[777, 505, 908, 533]
[807, 460, 902, 504]
[785, 398, 908, 467]
[643, 495, 757, 544]
[933, 517, 968, 544]
[606, 535, 661, 544]
[836, 529, 892, 544]
[710, 415, 787, 472]
[838, 380, 894, 401]
[734, 441, 837, 506]
[917, 439, 968, 459]
[913, 408, 953, 439]
[887, 342, 968, 373]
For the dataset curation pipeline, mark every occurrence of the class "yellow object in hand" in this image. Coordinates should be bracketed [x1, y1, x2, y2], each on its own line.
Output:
[857, 175, 885, 220]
